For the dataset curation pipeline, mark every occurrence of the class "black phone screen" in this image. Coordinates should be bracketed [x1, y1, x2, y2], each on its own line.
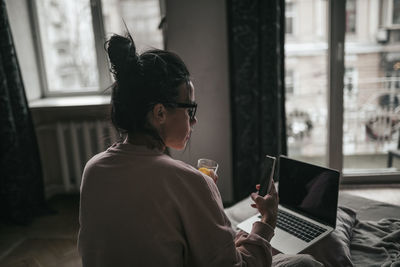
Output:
[258, 155, 276, 196]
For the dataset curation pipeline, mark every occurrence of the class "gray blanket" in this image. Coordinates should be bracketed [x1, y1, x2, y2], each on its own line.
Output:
[351, 218, 400, 267]
[339, 193, 400, 266]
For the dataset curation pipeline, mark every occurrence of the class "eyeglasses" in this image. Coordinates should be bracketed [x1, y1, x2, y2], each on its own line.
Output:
[164, 102, 197, 121]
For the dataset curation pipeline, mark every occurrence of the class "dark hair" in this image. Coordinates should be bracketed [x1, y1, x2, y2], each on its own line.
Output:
[105, 33, 191, 140]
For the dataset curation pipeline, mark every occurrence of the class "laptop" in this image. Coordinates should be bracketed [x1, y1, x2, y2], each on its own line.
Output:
[237, 155, 340, 254]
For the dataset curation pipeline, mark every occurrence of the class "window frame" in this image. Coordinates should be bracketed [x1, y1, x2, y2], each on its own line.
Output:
[345, 0, 357, 34]
[30, 0, 174, 97]
[285, 1, 296, 36]
[29, 0, 112, 97]
[383, 0, 400, 28]
[391, 0, 400, 26]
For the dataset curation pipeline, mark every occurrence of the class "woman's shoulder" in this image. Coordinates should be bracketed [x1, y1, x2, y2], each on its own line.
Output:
[156, 155, 216, 184]
[159, 156, 224, 212]
[82, 151, 108, 173]
[157, 155, 199, 176]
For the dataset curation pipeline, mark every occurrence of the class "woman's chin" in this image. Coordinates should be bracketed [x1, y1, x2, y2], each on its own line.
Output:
[176, 143, 187, 151]
[168, 142, 187, 151]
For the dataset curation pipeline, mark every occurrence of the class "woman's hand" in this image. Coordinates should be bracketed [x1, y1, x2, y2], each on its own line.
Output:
[208, 170, 218, 184]
[250, 181, 279, 229]
[199, 168, 218, 184]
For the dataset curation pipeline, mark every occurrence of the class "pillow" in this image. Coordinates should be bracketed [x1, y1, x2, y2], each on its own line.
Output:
[303, 206, 357, 267]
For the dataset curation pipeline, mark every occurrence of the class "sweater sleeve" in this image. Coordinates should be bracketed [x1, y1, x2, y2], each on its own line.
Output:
[178, 170, 274, 267]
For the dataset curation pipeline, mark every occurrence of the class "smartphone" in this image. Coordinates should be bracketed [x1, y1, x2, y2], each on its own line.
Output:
[258, 155, 276, 196]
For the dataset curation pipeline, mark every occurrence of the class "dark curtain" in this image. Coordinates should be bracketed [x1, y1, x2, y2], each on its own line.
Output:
[227, 0, 287, 202]
[0, 0, 47, 224]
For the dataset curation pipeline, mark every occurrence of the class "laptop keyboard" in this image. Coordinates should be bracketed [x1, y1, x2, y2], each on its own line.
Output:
[260, 209, 326, 243]
[277, 209, 326, 242]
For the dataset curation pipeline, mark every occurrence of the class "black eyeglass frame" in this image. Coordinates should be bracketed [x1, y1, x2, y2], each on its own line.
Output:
[163, 102, 198, 121]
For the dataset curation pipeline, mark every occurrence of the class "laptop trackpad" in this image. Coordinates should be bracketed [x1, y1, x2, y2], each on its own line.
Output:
[270, 227, 308, 255]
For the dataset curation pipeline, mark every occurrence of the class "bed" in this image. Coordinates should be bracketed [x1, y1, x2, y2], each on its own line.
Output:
[224, 191, 400, 267]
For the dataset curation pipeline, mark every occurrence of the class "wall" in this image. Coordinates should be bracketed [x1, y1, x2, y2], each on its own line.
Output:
[166, 0, 233, 202]
[5, 0, 42, 101]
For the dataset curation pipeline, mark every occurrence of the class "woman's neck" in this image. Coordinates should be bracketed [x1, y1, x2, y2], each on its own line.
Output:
[125, 133, 166, 151]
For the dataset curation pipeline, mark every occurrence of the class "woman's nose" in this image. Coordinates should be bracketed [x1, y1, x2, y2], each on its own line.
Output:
[190, 116, 197, 125]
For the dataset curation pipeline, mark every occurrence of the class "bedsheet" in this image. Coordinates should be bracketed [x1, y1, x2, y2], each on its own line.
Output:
[351, 218, 400, 266]
[225, 192, 400, 267]
[340, 193, 400, 267]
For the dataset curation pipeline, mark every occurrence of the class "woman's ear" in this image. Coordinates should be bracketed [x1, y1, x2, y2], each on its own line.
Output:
[152, 103, 167, 124]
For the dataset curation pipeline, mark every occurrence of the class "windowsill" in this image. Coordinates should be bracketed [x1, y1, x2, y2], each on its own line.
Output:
[341, 171, 400, 185]
[386, 25, 400, 30]
[29, 95, 111, 109]
[343, 167, 399, 174]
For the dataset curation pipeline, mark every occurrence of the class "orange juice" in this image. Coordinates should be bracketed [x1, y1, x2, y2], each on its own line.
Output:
[198, 167, 213, 176]
[197, 159, 218, 176]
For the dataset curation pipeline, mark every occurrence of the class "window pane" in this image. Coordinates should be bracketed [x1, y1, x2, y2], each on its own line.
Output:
[285, 70, 295, 95]
[346, 0, 356, 33]
[343, 0, 400, 172]
[35, 0, 99, 92]
[285, 2, 294, 34]
[393, 0, 400, 25]
[285, 0, 328, 166]
[101, 0, 163, 52]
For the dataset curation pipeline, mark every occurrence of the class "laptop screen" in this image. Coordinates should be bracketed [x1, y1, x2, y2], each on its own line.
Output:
[278, 156, 340, 227]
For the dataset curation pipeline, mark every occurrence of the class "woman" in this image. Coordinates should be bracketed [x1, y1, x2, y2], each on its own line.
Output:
[78, 33, 279, 267]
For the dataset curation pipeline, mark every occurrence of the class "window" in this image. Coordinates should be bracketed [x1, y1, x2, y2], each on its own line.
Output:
[344, 67, 357, 95]
[285, 0, 400, 181]
[101, 0, 163, 52]
[393, 0, 400, 25]
[343, 0, 400, 175]
[34, 0, 99, 93]
[285, 70, 295, 95]
[285, 1, 295, 35]
[32, 0, 163, 96]
[383, 0, 400, 27]
[346, 0, 356, 33]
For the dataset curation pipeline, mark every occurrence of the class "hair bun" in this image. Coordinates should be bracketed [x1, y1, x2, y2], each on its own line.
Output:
[106, 34, 140, 76]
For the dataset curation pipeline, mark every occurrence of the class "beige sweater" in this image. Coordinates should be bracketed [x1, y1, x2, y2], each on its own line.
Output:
[78, 143, 274, 267]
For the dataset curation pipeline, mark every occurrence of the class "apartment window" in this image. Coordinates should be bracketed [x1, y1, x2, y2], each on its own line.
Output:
[393, 0, 400, 25]
[32, 0, 163, 96]
[285, 70, 295, 95]
[285, 0, 400, 181]
[346, 0, 356, 33]
[285, 1, 295, 35]
[344, 67, 357, 95]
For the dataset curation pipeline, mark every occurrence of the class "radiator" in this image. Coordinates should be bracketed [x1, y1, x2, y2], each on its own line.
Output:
[55, 120, 119, 192]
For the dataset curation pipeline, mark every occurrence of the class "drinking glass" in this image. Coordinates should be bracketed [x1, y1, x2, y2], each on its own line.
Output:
[197, 158, 218, 176]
